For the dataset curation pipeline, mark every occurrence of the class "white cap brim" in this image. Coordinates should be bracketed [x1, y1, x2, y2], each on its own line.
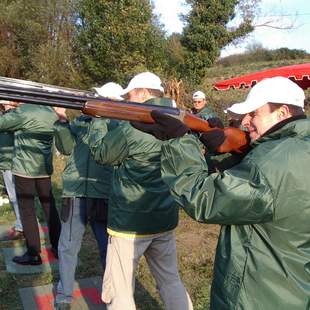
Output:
[226, 99, 264, 115]
[93, 87, 123, 100]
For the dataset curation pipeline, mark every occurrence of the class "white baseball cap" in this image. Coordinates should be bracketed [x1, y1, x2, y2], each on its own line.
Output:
[227, 77, 305, 115]
[121, 72, 164, 95]
[192, 91, 206, 100]
[94, 82, 124, 100]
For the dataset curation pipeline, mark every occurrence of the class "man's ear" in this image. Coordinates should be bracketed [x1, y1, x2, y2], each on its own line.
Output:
[277, 105, 291, 120]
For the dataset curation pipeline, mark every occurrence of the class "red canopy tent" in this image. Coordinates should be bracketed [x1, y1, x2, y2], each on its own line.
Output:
[213, 63, 310, 91]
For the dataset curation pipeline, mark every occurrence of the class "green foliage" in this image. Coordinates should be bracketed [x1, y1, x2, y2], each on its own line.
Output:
[165, 33, 186, 78]
[75, 0, 168, 86]
[268, 47, 310, 61]
[181, 0, 255, 84]
[0, 0, 82, 87]
[27, 0, 83, 87]
[218, 47, 310, 67]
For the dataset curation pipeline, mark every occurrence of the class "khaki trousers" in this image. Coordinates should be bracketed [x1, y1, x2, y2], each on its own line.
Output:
[102, 231, 193, 310]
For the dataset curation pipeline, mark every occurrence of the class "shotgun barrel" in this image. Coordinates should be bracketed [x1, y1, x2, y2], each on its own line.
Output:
[0, 76, 249, 153]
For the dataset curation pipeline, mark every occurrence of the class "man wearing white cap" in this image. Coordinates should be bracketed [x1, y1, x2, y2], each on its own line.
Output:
[87, 72, 192, 310]
[192, 90, 217, 120]
[53, 82, 122, 309]
[132, 77, 310, 309]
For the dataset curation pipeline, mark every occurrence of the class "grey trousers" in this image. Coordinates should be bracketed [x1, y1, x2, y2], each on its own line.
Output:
[102, 231, 193, 310]
[56, 198, 108, 304]
[2, 170, 23, 231]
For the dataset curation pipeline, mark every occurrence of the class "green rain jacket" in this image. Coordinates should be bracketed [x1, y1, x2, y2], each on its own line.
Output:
[88, 98, 179, 235]
[161, 117, 310, 309]
[0, 112, 14, 171]
[54, 115, 116, 199]
[192, 106, 218, 120]
[0, 104, 57, 177]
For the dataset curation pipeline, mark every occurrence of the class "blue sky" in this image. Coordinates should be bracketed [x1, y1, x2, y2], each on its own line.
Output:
[153, 0, 310, 56]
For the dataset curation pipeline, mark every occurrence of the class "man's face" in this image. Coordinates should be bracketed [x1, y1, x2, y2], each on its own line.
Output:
[241, 104, 282, 141]
[4, 102, 18, 111]
[193, 98, 206, 110]
[126, 89, 149, 103]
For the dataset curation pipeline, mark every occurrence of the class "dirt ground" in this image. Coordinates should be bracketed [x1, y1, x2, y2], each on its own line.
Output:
[176, 215, 220, 264]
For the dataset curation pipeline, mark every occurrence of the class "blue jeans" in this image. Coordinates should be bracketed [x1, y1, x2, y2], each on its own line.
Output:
[2, 170, 23, 231]
[56, 197, 108, 304]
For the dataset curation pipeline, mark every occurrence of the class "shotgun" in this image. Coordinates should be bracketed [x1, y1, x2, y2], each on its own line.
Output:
[0, 76, 248, 153]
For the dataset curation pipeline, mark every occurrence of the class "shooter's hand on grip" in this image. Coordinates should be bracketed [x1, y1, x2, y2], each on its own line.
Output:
[131, 111, 249, 154]
[131, 110, 190, 140]
[199, 117, 225, 153]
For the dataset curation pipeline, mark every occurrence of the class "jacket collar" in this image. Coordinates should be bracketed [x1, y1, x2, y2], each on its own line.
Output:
[252, 115, 308, 146]
[191, 106, 211, 114]
[145, 97, 174, 108]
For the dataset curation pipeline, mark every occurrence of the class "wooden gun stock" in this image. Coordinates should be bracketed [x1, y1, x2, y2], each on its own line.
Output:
[83, 100, 249, 153]
[0, 76, 249, 154]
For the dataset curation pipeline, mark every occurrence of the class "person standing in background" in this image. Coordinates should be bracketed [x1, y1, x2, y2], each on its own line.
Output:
[0, 102, 61, 265]
[191, 90, 217, 120]
[0, 101, 23, 239]
[53, 82, 123, 310]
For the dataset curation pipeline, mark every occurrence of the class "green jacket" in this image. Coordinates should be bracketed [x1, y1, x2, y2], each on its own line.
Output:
[54, 115, 116, 199]
[0, 104, 57, 177]
[192, 106, 217, 120]
[0, 111, 14, 171]
[88, 98, 179, 235]
[0, 129, 14, 171]
[161, 117, 310, 309]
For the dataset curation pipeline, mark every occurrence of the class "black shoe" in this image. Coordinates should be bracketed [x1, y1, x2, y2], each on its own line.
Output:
[12, 252, 42, 265]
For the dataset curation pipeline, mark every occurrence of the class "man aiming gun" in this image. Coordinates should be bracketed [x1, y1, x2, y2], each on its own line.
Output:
[132, 77, 310, 310]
